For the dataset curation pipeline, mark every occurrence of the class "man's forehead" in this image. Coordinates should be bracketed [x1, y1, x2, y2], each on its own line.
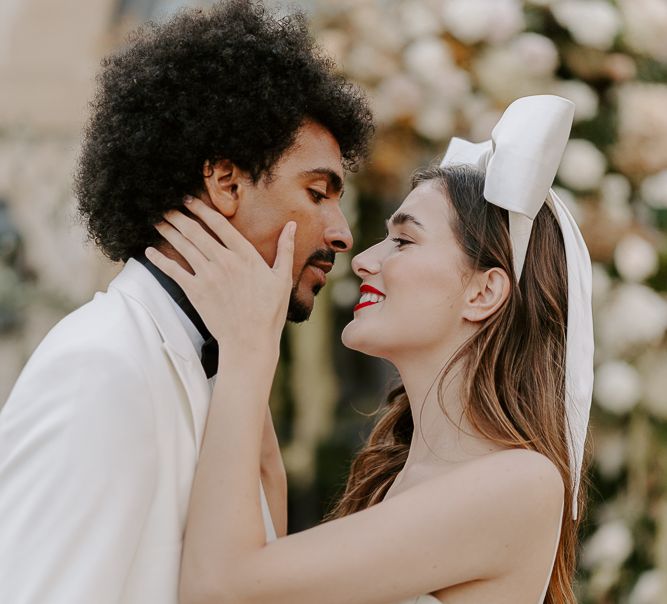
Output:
[281, 121, 343, 172]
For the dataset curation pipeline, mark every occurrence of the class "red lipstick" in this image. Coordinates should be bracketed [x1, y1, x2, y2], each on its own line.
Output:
[353, 284, 386, 313]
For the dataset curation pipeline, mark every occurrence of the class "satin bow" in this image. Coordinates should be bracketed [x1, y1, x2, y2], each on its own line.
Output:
[441, 95, 594, 520]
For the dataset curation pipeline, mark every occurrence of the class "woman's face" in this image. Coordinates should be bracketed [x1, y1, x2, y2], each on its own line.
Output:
[342, 180, 473, 362]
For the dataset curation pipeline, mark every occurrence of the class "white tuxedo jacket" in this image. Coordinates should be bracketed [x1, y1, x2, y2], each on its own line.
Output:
[0, 259, 276, 604]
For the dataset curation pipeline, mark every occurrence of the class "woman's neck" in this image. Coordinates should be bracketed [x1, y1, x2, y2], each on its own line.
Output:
[394, 350, 507, 472]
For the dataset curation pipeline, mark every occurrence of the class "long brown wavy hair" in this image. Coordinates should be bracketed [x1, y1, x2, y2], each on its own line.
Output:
[327, 165, 590, 603]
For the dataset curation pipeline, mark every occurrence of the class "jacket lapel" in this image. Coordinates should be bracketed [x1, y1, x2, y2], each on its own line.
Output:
[108, 259, 210, 449]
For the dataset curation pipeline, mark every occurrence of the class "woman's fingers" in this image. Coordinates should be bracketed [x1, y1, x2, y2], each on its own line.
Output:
[272, 221, 297, 280]
[183, 196, 253, 255]
[154, 220, 210, 274]
[162, 209, 233, 262]
[145, 246, 196, 291]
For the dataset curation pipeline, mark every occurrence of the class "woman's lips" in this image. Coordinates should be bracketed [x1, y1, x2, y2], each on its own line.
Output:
[353, 300, 377, 312]
[353, 284, 386, 312]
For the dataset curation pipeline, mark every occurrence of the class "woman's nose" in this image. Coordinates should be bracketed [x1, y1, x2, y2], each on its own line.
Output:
[351, 243, 383, 277]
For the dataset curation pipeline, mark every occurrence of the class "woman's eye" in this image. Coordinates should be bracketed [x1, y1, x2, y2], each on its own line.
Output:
[309, 189, 326, 203]
[391, 237, 412, 248]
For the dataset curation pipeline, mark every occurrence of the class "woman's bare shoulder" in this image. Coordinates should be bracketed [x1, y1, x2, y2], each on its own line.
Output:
[421, 449, 564, 540]
[430, 449, 565, 524]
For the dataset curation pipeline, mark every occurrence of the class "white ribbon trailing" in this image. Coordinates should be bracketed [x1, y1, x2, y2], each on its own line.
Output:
[440, 95, 594, 520]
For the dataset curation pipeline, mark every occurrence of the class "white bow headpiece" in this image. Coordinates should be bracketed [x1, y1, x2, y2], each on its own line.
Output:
[441, 95, 594, 520]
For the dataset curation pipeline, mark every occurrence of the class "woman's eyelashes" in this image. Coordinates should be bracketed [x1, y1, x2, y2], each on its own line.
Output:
[391, 237, 413, 249]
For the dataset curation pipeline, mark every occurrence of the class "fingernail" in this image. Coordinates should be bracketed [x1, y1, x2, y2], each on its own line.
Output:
[290, 221, 297, 236]
[145, 247, 156, 257]
[184, 195, 193, 204]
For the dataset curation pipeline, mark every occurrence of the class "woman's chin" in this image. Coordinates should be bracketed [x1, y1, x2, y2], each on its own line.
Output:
[341, 321, 382, 357]
[340, 321, 361, 351]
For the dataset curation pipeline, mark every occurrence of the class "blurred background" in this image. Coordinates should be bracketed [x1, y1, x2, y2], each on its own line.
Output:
[1, 0, 667, 601]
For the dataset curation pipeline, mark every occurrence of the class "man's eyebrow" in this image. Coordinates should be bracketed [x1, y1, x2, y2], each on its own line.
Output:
[300, 168, 344, 195]
[386, 212, 425, 230]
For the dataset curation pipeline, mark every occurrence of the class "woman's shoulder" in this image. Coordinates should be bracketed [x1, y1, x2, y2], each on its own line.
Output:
[471, 448, 564, 491]
[450, 448, 563, 502]
[424, 448, 564, 534]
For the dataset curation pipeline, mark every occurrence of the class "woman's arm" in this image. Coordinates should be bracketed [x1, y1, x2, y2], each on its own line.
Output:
[148, 200, 564, 604]
[260, 408, 288, 537]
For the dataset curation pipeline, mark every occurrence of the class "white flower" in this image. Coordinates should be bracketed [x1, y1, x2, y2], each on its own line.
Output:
[594, 360, 642, 415]
[597, 283, 667, 355]
[470, 110, 503, 143]
[638, 351, 667, 421]
[460, 96, 501, 142]
[629, 570, 667, 604]
[619, 0, 667, 62]
[414, 102, 454, 141]
[317, 29, 348, 65]
[601, 173, 632, 207]
[552, 0, 622, 51]
[428, 67, 472, 108]
[509, 33, 559, 77]
[600, 173, 633, 227]
[614, 234, 659, 283]
[589, 565, 622, 600]
[372, 74, 423, 124]
[474, 44, 552, 104]
[397, 0, 442, 40]
[345, 43, 397, 82]
[591, 262, 612, 305]
[581, 520, 634, 570]
[640, 170, 667, 209]
[558, 139, 607, 191]
[613, 83, 667, 177]
[349, 5, 405, 53]
[441, 0, 525, 45]
[594, 432, 627, 481]
[403, 37, 453, 83]
[551, 80, 599, 122]
[552, 185, 581, 222]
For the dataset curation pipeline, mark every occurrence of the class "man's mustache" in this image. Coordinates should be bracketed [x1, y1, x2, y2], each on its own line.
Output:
[306, 248, 336, 267]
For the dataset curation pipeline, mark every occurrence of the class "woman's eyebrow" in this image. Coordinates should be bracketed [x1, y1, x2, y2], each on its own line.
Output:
[386, 212, 425, 230]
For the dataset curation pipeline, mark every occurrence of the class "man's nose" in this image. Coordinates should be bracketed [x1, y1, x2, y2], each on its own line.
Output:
[324, 205, 353, 252]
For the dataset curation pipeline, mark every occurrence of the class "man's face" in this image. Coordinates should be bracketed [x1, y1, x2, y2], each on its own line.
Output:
[232, 120, 353, 322]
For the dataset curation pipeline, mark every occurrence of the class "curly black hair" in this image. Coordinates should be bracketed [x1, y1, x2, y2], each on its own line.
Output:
[74, 0, 374, 262]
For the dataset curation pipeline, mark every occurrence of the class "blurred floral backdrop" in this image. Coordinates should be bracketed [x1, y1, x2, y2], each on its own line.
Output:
[1, 0, 667, 602]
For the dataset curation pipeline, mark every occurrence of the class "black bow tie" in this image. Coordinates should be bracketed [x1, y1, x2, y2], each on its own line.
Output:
[135, 253, 218, 378]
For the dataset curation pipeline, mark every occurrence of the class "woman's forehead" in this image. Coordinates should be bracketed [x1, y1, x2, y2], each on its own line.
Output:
[394, 181, 451, 228]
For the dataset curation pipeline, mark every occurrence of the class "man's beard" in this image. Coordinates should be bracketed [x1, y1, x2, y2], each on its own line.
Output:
[286, 248, 335, 323]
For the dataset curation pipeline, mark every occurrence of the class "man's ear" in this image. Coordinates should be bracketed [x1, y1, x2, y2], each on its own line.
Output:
[202, 159, 246, 217]
[461, 267, 511, 323]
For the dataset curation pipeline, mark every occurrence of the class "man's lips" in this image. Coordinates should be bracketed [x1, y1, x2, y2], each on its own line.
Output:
[354, 284, 386, 312]
[307, 261, 333, 285]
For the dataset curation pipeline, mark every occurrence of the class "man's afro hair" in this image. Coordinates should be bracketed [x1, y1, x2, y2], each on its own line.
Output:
[75, 0, 374, 262]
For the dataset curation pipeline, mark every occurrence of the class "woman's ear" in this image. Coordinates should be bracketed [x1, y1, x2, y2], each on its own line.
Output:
[202, 159, 244, 217]
[462, 267, 511, 323]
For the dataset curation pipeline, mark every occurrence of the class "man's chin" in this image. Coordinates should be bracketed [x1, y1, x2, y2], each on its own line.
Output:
[287, 282, 325, 323]
[287, 294, 313, 323]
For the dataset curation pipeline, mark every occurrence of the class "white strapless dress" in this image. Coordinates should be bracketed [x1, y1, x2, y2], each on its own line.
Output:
[259, 479, 277, 543]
